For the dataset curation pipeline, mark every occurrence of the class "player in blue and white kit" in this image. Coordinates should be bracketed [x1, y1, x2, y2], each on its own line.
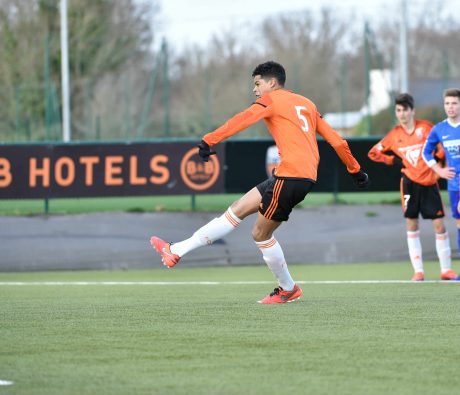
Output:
[423, 88, 460, 275]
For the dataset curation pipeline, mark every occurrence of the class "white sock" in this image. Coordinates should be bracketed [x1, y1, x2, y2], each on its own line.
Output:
[407, 231, 423, 273]
[255, 236, 295, 291]
[170, 207, 241, 257]
[436, 232, 452, 272]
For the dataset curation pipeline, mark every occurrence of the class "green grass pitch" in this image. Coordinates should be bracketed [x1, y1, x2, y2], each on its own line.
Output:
[1, 262, 460, 395]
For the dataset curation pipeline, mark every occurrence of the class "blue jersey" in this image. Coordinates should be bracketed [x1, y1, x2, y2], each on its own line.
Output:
[423, 119, 460, 191]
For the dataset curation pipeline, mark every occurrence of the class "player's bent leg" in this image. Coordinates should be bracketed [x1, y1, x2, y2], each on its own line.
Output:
[150, 205, 242, 263]
[230, 187, 262, 219]
[169, 189, 263, 257]
[150, 188, 262, 266]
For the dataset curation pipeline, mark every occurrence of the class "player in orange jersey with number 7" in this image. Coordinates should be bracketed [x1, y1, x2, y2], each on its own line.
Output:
[368, 93, 457, 282]
[151, 61, 369, 304]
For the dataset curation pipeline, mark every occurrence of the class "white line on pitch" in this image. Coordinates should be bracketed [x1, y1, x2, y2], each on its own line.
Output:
[0, 280, 458, 286]
[0, 380, 13, 386]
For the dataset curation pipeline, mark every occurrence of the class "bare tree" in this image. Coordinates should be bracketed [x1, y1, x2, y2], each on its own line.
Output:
[0, 0, 159, 141]
[2, 0, 459, 141]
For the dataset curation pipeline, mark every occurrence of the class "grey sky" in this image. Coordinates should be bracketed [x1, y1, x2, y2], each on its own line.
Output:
[157, 0, 456, 50]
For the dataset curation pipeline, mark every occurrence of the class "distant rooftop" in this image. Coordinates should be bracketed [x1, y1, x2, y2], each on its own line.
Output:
[410, 79, 460, 107]
[324, 74, 460, 131]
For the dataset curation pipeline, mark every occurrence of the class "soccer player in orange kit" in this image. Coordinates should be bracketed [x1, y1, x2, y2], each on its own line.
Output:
[368, 93, 456, 281]
[151, 61, 369, 304]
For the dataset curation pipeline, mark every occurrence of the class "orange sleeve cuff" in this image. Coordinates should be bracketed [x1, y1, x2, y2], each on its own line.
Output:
[368, 147, 393, 165]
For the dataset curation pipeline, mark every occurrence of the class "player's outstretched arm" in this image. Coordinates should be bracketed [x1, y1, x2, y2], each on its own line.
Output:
[316, 114, 367, 177]
[202, 101, 271, 147]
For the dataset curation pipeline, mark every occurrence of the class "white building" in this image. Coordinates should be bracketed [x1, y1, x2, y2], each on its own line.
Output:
[323, 69, 393, 134]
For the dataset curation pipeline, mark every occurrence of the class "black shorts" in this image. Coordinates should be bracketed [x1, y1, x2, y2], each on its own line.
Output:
[400, 175, 444, 219]
[256, 176, 314, 222]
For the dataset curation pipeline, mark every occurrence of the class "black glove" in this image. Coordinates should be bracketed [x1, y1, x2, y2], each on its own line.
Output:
[351, 170, 370, 189]
[197, 140, 216, 162]
[393, 156, 404, 168]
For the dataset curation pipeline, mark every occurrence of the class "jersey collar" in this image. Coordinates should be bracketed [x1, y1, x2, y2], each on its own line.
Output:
[447, 119, 460, 128]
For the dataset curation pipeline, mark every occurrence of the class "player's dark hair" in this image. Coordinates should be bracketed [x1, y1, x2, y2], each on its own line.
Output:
[395, 93, 414, 110]
[252, 61, 286, 86]
[443, 88, 460, 99]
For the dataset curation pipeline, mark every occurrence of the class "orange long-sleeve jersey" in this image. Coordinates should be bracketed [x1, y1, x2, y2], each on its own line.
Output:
[367, 120, 444, 186]
[202, 89, 360, 180]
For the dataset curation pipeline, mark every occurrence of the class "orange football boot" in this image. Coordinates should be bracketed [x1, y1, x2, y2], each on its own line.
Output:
[440, 269, 457, 280]
[411, 272, 424, 281]
[258, 284, 303, 304]
[150, 236, 180, 268]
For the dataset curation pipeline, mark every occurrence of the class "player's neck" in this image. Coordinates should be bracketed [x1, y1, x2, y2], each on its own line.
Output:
[401, 120, 415, 133]
[447, 116, 460, 126]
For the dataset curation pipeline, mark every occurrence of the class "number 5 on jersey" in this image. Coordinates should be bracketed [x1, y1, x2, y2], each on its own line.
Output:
[295, 106, 309, 133]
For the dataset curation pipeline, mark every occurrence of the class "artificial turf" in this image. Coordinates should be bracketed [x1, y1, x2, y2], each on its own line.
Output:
[1, 263, 459, 395]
